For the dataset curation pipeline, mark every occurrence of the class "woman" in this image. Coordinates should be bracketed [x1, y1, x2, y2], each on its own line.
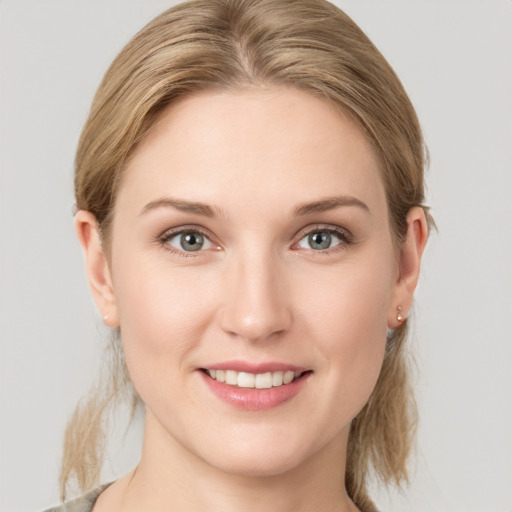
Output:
[47, 0, 431, 510]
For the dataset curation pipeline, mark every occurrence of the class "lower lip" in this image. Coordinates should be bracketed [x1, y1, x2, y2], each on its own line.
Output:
[200, 371, 310, 411]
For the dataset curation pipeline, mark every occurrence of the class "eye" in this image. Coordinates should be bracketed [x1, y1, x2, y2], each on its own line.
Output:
[164, 230, 214, 252]
[296, 228, 349, 251]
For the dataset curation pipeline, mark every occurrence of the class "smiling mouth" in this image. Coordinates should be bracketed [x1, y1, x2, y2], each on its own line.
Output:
[201, 369, 311, 389]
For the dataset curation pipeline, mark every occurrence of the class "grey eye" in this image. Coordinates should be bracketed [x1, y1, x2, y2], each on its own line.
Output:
[167, 231, 213, 252]
[297, 229, 344, 251]
[308, 231, 332, 250]
[180, 232, 204, 251]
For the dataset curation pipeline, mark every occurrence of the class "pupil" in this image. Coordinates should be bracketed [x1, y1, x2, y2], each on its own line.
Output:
[309, 231, 331, 250]
[181, 233, 203, 251]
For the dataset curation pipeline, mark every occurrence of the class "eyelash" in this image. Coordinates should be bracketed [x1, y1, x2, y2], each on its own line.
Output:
[293, 224, 354, 254]
[157, 224, 354, 257]
[158, 226, 216, 258]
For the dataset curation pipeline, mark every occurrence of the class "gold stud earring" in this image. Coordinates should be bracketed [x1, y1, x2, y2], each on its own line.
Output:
[396, 305, 404, 322]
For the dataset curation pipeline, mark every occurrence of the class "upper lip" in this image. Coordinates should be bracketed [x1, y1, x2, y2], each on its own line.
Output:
[201, 360, 308, 374]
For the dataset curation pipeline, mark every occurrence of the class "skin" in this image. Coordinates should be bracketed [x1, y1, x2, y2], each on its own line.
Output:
[76, 86, 428, 512]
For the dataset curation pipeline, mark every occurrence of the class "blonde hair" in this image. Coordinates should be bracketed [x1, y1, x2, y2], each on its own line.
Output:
[63, 1, 432, 509]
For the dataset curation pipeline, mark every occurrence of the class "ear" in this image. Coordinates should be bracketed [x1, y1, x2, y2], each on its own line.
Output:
[388, 207, 429, 329]
[75, 210, 120, 328]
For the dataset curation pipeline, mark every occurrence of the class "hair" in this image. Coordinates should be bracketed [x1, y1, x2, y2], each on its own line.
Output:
[62, 1, 433, 510]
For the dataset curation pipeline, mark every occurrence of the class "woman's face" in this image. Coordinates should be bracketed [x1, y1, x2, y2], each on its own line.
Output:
[87, 87, 413, 476]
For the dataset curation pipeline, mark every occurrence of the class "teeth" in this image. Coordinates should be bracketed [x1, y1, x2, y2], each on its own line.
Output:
[272, 371, 284, 387]
[237, 372, 255, 388]
[206, 369, 303, 388]
[283, 371, 295, 384]
[225, 370, 237, 385]
[255, 372, 272, 389]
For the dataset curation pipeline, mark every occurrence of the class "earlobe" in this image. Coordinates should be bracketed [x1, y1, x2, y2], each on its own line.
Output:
[388, 207, 429, 329]
[75, 210, 119, 327]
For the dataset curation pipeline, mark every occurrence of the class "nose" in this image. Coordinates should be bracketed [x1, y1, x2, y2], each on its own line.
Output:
[219, 250, 292, 342]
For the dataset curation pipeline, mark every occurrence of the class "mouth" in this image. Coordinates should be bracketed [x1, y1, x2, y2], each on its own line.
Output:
[198, 361, 312, 410]
[201, 368, 311, 389]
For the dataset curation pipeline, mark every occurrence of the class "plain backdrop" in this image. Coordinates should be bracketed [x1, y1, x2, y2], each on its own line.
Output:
[1, 1, 511, 511]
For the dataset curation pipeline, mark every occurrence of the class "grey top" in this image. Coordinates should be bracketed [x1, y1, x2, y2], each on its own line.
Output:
[43, 485, 111, 512]
[42, 483, 378, 511]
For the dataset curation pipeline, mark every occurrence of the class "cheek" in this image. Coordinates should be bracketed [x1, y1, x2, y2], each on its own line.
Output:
[298, 255, 393, 344]
[296, 254, 394, 402]
[110, 254, 217, 388]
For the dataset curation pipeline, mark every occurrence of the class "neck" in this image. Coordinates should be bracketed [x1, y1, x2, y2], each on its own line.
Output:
[105, 411, 358, 512]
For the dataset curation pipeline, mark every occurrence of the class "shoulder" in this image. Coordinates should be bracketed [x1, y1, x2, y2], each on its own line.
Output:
[42, 485, 111, 512]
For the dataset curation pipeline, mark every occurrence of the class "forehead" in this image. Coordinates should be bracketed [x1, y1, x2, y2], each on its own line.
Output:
[119, 86, 387, 219]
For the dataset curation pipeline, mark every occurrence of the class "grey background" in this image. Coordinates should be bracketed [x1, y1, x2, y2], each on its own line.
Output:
[1, 1, 511, 511]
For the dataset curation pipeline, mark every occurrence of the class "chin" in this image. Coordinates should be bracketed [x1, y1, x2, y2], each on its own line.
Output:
[203, 449, 306, 478]
[191, 425, 338, 479]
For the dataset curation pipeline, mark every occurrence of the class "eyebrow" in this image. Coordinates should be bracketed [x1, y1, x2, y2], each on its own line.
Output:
[140, 194, 370, 218]
[140, 198, 217, 217]
[294, 196, 370, 216]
